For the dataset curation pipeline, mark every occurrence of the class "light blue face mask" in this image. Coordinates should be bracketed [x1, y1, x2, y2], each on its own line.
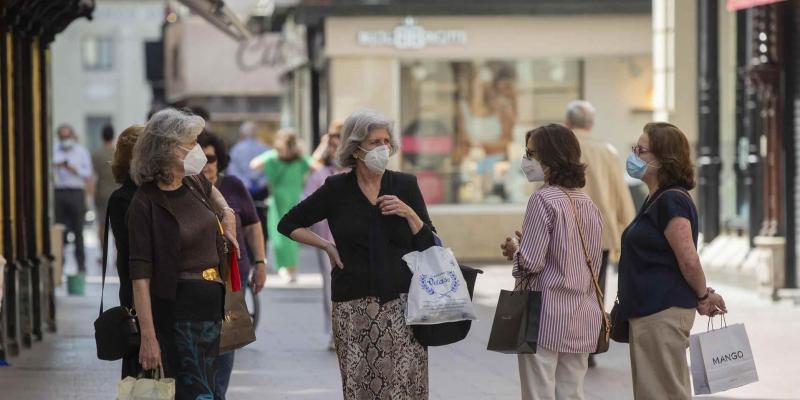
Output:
[626, 152, 648, 179]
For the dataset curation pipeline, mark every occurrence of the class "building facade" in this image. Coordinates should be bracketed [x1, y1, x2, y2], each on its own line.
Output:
[694, 0, 800, 294]
[50, 0, 163, 149]
[1, 0, 93, 362]
[284, 0, 653, 260]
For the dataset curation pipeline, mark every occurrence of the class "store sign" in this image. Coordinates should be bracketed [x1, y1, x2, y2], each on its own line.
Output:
[727, 0, 785, 11]
[357, 16, 467, 50]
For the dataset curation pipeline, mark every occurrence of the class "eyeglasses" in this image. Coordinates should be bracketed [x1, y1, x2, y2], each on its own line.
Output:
[205, 154, 218, 163]
[631, 145, 651, 157]
[523, 148, 538, 160]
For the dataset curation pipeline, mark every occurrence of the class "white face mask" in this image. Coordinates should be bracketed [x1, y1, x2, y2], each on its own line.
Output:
[60, 138, 76, 150]
[179, 144, 208, 176]
[358, 145, 390, 174]
[520, 157, 545, 182]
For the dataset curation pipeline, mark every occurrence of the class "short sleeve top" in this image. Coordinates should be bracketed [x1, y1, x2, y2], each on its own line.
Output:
[617, 186, 699, 320]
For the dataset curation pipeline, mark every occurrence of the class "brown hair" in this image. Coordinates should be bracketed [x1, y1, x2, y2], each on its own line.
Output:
[526, 124, 586, 189]
[111, 125, 144, 184]
[644, 122, 696, 190]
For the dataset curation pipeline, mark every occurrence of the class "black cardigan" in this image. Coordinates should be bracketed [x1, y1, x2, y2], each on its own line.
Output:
[278, 170, 436, 303]
[108, 177, 137, 308]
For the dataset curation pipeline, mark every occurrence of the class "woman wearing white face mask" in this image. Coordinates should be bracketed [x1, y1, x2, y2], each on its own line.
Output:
[500, 124, 604, 400]
[278, 109, 437, 399]
[127, 108, 240, 399]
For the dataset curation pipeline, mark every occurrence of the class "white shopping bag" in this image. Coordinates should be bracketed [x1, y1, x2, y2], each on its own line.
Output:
[117, 368, 176, 400]
[690, 320, 758, 395]
[402, 246, 478, 325]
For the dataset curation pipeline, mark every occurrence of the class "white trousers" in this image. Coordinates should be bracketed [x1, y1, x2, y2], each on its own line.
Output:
[518, 347, 589, 400]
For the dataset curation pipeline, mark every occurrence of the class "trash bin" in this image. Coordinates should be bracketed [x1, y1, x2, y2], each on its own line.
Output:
[66, 273, 86, 296]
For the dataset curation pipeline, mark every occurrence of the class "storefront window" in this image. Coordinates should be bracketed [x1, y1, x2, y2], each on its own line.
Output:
[400, 59, 581, 205]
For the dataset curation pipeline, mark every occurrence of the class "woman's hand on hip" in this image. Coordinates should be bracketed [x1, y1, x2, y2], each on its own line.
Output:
[139, 333, 162, 371]
[323, 242, 344, 269]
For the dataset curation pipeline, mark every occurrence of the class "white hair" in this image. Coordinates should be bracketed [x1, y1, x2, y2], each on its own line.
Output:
[337, 109, 398, 168]
[130, 108, 205, 185]
[565, 100, 596, 130]
[239, 120, 257, 138]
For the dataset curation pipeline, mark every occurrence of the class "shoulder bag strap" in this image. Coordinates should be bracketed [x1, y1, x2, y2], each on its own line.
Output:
[185, 175, 225, 236]
[642, 188, 694, 215]
[99, 205, 111, 317]
[558, 188, 610, 323]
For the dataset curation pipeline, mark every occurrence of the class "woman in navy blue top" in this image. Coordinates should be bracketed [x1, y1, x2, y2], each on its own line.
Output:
[618, 122, 727, 399]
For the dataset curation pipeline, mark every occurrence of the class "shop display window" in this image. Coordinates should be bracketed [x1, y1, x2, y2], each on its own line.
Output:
[400, 59, 581, 204]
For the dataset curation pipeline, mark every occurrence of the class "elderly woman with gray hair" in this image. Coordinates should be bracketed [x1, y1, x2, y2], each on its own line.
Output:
[128, 108, 239, 399]
[279, 109, 437, 399]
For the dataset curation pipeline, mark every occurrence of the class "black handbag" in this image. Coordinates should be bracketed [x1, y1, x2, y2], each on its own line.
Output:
[610, 298, 629, 343]
[94, 209, 140, 361]
[412, 265, 483, 347]
[486, 276, 542, 354]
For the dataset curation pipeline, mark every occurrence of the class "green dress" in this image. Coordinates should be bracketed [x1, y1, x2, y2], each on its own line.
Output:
[258, 150, 311, 269]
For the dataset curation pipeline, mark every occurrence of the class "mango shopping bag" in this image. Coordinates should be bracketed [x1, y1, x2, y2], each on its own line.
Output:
[690, 318, 758, 395]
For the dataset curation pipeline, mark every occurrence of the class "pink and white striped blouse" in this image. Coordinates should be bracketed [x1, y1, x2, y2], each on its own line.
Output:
[512, 185, 604, 354]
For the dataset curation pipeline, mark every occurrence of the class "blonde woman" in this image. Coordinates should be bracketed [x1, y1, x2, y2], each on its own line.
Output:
[250, 129, 322, 282]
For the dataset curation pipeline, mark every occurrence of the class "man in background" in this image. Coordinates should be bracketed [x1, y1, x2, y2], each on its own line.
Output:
[91, 124, 116, 247]
[228, 121, 271, 240]
[565, 100, 636, 367]
[53, 124, 93, 274]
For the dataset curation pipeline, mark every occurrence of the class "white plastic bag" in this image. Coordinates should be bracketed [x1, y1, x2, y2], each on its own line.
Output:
[402, 246, 477, 325]
[690, 319, 758, 395]
[117, 368, 175, 400]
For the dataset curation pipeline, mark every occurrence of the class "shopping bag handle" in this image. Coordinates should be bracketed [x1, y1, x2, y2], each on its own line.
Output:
[512, 273, 536, 293]
[706, 314, 727, 331]
[137, 366, 164, 380]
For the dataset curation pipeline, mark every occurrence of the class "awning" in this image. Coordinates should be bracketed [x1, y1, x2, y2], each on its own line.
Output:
[177, 0, 252, 41]
[727, 0, 786, 11]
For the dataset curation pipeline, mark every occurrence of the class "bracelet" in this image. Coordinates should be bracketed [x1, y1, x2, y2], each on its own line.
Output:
[254, 260, 266, 265]
[697, 288, 710, 301]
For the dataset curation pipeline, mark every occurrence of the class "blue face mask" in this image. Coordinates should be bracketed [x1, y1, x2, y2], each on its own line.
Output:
[626, 152, 648, 179]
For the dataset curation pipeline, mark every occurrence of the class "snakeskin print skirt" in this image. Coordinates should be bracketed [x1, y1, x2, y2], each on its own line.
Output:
[332, 295, 429, 400]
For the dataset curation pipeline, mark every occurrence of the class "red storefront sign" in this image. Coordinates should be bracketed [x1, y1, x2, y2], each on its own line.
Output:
[727, 0, 785, 11]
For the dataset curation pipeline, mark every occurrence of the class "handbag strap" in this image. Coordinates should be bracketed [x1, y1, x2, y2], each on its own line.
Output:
[641, 188, 694, 217]
[99, 205, 111, 317]
[185, 175, 225, 235]
[558, 188, 609, 324]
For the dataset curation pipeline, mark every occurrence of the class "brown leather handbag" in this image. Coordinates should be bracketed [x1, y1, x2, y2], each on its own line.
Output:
[185, 176, 256, 354]
[561, 188, 611, 354]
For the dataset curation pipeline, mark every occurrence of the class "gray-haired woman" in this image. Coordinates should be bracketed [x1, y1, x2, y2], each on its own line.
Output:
[279, 109, 437, 399]
[128, 108, 239, 399]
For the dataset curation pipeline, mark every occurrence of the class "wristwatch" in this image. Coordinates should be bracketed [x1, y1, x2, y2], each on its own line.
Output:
[254, 259, 266, 266]
[697, 288, 710, 301]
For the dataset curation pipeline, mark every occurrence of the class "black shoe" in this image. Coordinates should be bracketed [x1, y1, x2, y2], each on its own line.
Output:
[588, 355, 597, 368]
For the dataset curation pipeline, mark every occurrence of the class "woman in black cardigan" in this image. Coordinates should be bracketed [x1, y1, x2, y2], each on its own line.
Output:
[278, 109, 436, 399]
[107, 124, 144, 378]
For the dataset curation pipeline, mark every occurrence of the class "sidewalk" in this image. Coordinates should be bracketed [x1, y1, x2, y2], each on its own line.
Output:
[2, 243, 799, 399]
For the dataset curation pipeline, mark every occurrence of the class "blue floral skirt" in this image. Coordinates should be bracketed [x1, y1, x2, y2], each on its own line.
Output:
[156, 280, 224, 400]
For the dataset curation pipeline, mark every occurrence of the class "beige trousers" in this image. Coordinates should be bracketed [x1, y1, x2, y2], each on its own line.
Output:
[629, 307, 695, 400]
[518, 347, 589, 400]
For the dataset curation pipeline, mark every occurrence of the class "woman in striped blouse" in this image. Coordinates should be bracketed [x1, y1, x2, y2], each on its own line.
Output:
[501, 124, 604, 400]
